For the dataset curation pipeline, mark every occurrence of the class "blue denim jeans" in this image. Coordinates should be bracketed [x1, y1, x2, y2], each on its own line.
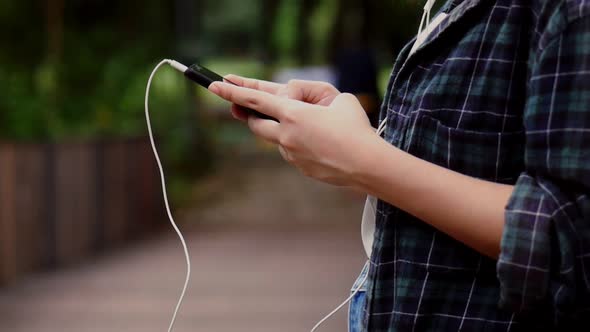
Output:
[348, 261, 369, 332]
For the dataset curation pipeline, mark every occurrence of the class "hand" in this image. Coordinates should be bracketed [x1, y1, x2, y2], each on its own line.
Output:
[221, 75, 341, 121]
[209, 76, 377, 186]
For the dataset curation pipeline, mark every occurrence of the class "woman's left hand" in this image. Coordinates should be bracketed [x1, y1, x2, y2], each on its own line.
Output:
[208, 79, 377, 187]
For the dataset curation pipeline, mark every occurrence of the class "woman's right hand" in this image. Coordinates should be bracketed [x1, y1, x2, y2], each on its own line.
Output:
[222, 74, 341, 121]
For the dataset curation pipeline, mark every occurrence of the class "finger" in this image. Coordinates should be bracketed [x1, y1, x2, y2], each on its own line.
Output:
[278, 145, 290, 162]
[329, 92, 362, 110]
[231, 104, 249, 122]
[285, 80, 339, 106]
[283, 79, 308, 101]
[224, 74, 283, 94]
[209, 81, 287, 120]
[247, 116, 281, 144]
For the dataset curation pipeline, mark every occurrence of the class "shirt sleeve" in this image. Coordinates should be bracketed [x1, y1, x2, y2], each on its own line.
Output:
[496, 13, 590, 319]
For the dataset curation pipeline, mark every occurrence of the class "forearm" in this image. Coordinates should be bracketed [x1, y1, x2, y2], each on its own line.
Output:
[353, 136, 514, 259]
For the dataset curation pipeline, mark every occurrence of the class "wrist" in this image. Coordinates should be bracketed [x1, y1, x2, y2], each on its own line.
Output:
[348, 131, 392, 192]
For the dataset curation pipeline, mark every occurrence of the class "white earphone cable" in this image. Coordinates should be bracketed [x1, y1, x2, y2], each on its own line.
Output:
[147, 59, 371, 332]
[417, 0, 437, 37]
[310, 107, 388, 332]
[145, 59, 192, 332]
[310, 271, 368, 332]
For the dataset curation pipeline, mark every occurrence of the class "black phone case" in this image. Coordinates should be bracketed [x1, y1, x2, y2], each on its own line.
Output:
[184, 64, 276, 121]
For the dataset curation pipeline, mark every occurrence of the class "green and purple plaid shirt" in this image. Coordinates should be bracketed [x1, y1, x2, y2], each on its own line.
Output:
[365, 0, 590, 330]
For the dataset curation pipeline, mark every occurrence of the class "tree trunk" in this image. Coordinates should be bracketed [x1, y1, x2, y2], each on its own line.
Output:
[261, 0, 280, 68]
[295, 0, 316, 66]
[46, 0, 64, 63]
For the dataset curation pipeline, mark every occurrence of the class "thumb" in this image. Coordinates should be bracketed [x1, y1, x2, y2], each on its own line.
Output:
[329, 93, 363, 111]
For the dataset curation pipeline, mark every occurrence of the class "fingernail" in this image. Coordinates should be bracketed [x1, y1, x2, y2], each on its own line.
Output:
[209, 83, 221, 94]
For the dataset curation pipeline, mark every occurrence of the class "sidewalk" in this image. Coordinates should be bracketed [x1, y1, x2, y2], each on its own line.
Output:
[0, 152, 366, 332]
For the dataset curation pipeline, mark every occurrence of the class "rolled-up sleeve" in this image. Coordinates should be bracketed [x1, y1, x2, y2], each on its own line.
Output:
[497, 12, 590, 318]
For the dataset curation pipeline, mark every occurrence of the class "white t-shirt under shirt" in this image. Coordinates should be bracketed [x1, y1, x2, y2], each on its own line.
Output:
[361, 12, 448, 258]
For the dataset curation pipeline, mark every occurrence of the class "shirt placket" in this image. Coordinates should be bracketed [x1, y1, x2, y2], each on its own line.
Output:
[366, 1, 474, 330]
[381, 2, 458, 148]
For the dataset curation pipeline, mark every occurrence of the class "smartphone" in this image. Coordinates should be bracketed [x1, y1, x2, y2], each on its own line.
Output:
[183, 63, 276, 121]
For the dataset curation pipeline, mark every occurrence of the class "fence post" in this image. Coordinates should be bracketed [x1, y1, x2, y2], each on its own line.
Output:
[0, 143, 17, 284]
[54, 143, 98, 265]
[0, 138, 165, 284]
[15, 144, 48, 274]
[102, 141, 129, 247]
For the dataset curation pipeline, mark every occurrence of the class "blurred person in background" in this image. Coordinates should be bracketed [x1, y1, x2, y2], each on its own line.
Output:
[209, 0, 590, 331]
[333, 44, 380, 128]
[332, 23, 380, 128]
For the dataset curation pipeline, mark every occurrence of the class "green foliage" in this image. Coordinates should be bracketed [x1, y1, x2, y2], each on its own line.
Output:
[0, 0, 214, 188]
[0, 0, 424, 153]
[0, 1, 174, 142]
[201, 0, 262, 53]
[0, 68, 49, 140]
[308, 0, 338, 64]
[273, 0, 299, 63]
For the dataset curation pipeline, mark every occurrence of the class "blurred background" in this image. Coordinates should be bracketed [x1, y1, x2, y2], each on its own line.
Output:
[0, 0, 428, 331]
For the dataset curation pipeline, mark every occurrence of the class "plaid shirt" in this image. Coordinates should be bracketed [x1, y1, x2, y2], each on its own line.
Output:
[365, 0, 590, 330]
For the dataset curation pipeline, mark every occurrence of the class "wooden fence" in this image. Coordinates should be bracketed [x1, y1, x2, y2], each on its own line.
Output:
[0, 139, 165, 285]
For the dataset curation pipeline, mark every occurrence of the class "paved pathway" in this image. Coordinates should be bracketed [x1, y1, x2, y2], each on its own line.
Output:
[0, 152, 366, 332]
